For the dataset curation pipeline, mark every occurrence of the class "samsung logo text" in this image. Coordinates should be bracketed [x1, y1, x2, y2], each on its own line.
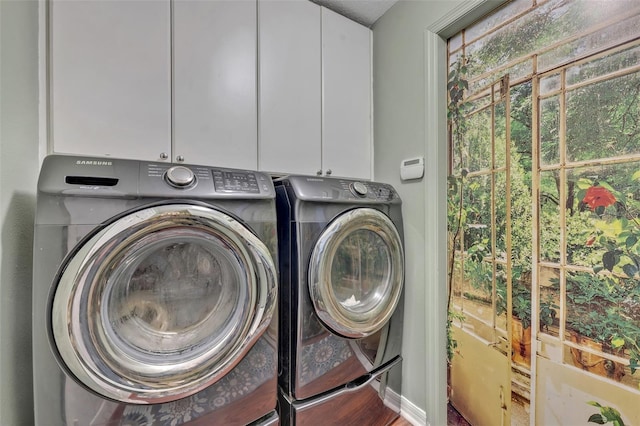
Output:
[76, 160, 113, 166]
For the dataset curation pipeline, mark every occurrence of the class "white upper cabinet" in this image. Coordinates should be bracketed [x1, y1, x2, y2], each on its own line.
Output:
[50, 0, 171, 162]
[173, 0, 257, 169]
[258, 0, 322, 175]
[48, 0, 371, 176]
[321, 7, 372, 180]
[49, 0, 257, 167]
[258, 0, 372, 179]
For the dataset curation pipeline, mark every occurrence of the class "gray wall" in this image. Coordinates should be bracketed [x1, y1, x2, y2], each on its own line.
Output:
[373, 0, 504, 423]
[373, 1, 495, 423]
[0, 0, 40, 424]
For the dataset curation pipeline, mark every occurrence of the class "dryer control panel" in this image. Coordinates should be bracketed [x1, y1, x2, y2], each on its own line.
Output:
[284, 175, 400, 204]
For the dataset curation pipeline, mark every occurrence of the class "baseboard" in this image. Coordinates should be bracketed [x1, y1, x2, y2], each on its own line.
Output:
[383, 384, 402, 412]
[386, 388, 427, 426]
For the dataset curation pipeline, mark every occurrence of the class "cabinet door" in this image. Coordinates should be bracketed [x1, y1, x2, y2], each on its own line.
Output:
[50, 0, 171, 161]
[321, 8, 372, 180]
[173, 0, 257, 169]
[258, 0, 321, 175]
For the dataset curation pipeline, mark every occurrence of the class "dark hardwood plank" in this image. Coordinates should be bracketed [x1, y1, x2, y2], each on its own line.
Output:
[390, 416, 413, 425]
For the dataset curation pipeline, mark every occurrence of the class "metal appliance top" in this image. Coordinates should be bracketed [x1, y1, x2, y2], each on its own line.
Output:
[278, 175, 401, 204]
[38, 155, 276, 199]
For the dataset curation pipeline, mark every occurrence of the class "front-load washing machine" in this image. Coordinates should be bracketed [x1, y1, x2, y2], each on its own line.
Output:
[33, 155, 279, 426]
[275, 176, 404, 425]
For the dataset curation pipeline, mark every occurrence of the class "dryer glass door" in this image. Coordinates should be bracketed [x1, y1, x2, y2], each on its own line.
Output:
[49, 204, 277, 404]
[308, 208, 404, 338]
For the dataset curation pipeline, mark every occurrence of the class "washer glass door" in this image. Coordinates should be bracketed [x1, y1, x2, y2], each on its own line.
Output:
[308, 208, 404, 339]
[50, 204, 277, 404]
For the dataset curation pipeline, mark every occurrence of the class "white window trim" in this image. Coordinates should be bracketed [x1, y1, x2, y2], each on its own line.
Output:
[423, 2, 506, 425]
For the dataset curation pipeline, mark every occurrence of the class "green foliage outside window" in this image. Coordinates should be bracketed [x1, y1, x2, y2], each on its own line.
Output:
[448, 0, 640, 395]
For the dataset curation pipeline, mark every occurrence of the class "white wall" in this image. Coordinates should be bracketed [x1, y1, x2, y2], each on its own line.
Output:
[0, 0, 40, 424]
[372, 1, 500, 424]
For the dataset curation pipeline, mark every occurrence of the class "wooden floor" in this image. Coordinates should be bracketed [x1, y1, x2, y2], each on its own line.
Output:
[388, 403, 471, 426]
[390, 416, 412, 425]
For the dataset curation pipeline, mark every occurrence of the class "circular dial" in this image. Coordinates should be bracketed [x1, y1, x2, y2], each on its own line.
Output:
[350, 182, 368, 197]
[165, 166, 195, 188]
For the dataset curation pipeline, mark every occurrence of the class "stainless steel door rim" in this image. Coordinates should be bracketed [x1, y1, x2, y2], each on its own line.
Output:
[308, 208, 404, 339]
[50, 203, 277, 404]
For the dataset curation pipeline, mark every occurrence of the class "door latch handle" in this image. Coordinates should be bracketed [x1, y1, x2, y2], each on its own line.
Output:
[488, 336, 508, 347]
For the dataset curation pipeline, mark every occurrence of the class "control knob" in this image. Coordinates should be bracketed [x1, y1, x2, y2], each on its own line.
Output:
[165, 165, 195, 188]
[350, 182, 368, 197]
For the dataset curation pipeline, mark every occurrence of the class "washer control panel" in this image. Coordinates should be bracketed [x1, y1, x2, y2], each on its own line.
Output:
[212, 170, 261, 194]
[140, 161, 274, 198]
[40, 155, 276, 199]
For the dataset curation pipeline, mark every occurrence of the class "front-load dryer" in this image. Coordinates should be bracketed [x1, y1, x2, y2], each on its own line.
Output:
[275, 176, 404, 425]
[32, 155, 279, 426]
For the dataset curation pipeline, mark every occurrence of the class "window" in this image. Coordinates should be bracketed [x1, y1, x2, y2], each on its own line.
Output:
[448, 0, 640, 421]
